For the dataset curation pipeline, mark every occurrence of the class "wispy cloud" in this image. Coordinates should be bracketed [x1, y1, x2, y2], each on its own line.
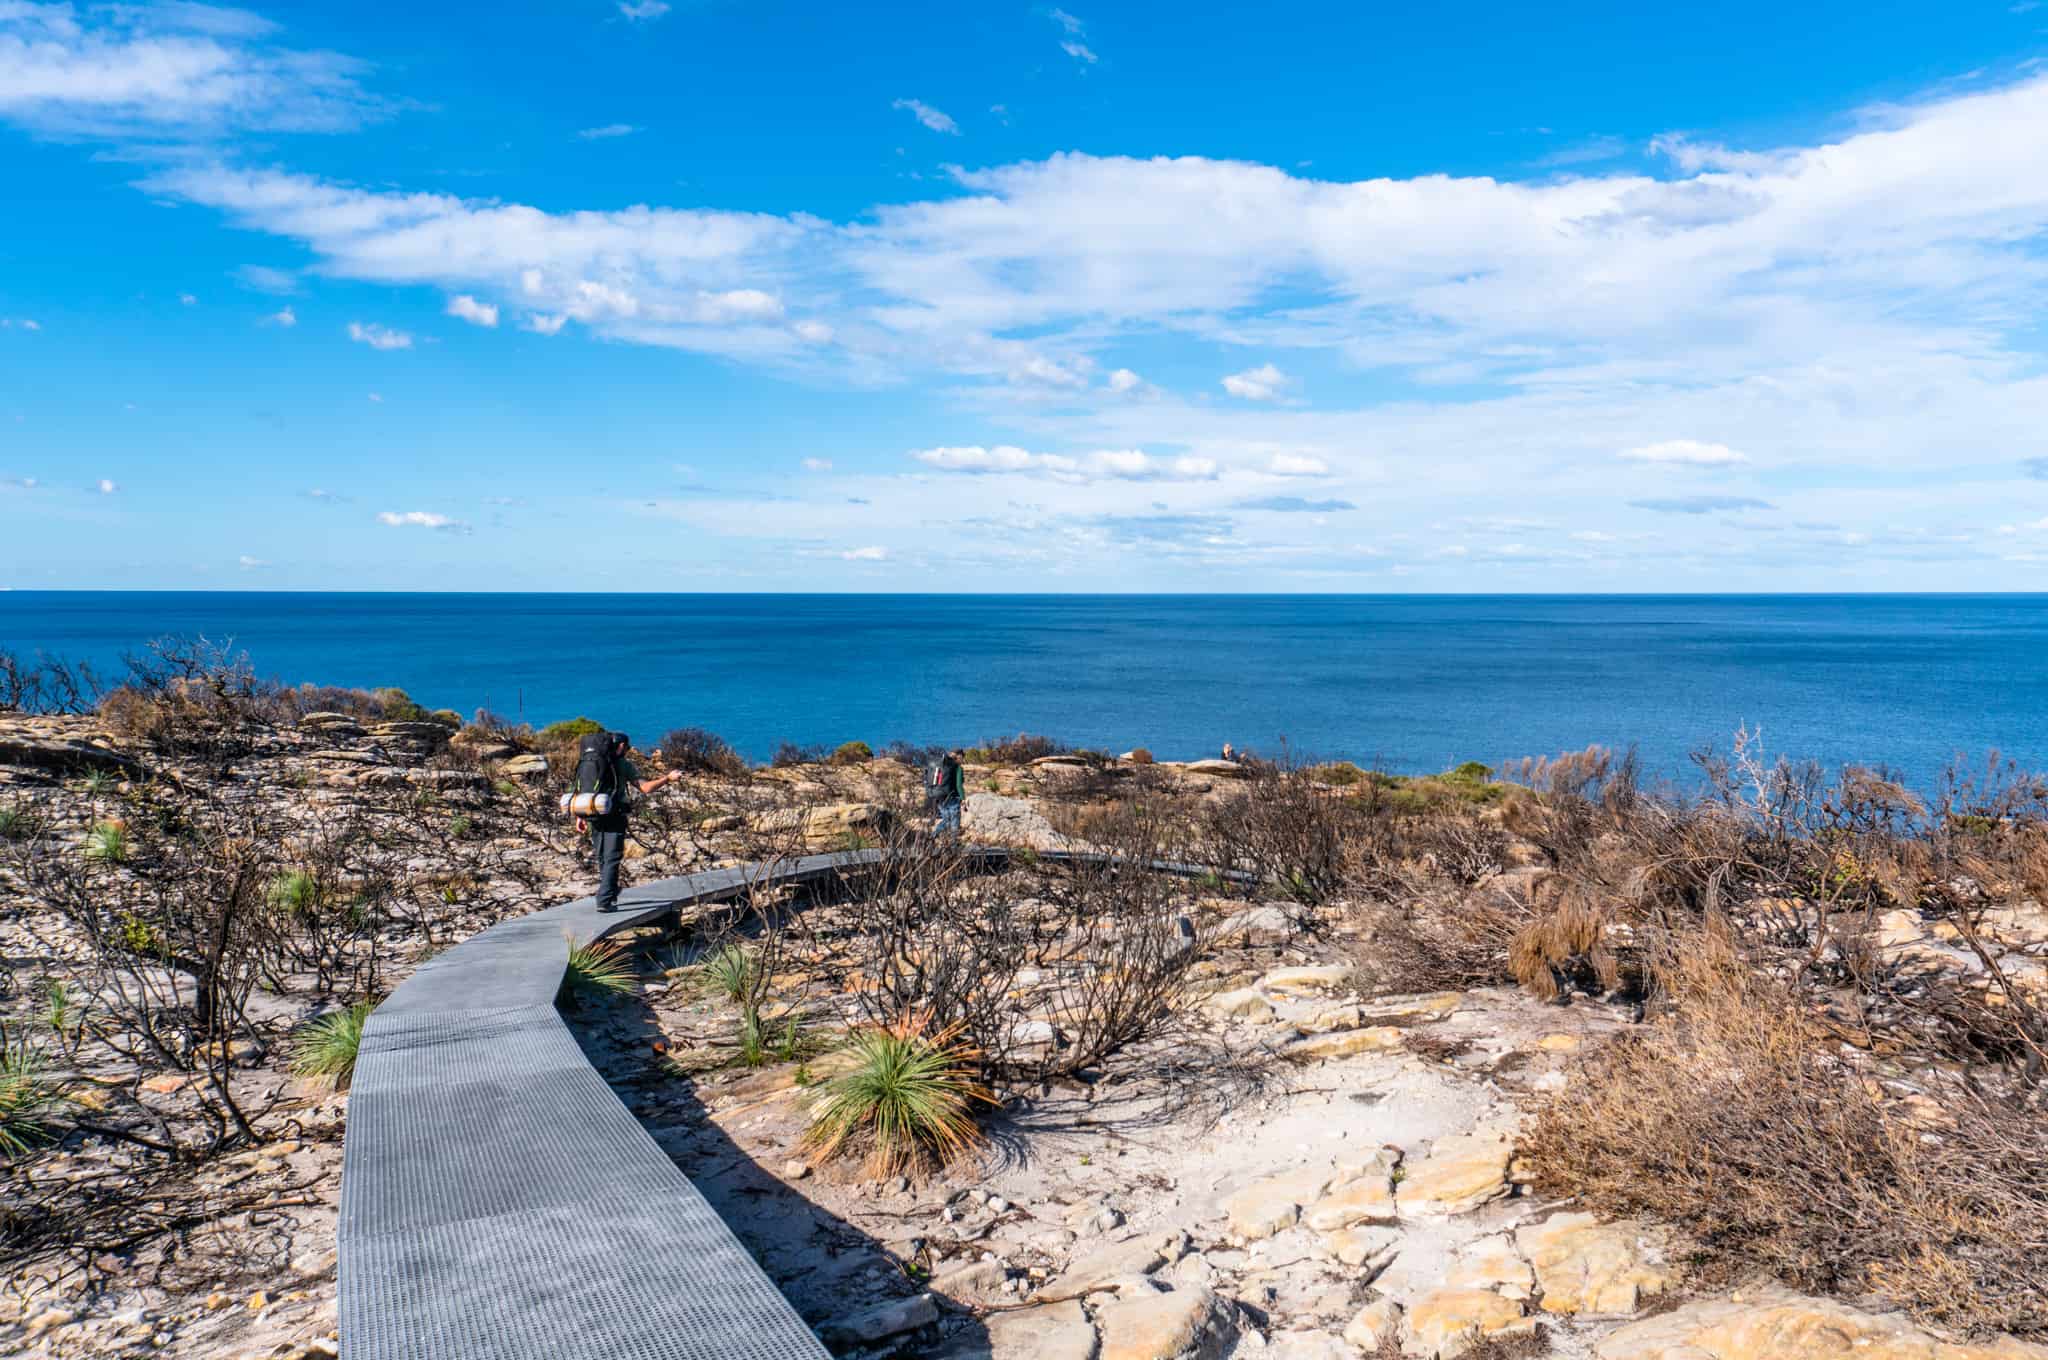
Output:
[0, 1, 384, 136]
[802, 457, 833, 472]
[913, 445, 1216, 481]
[891, 98, 958, 135]
[1629, 495, 1775, 515]
[263, 305, 296, 327]
[238, 554, 268, 569]
[1234, 495, 1357, 512]
[841, 545, 888, 561]
[1048, 9, 1097, 65]
[445, 295, 499, 327]
[617, 1, 670, 20]
[347, 321, 412, 350]
[236, 263, 297, 293]
[0, 318, 41, 331]
[1620, 439, 1748, 466]
[96, 477, 117, 494]
[577, 122, 640, 139]
[376, 510, 469, 532]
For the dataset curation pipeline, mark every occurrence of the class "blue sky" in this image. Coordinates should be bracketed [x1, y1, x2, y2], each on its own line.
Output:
[4, 0, 2048, 591]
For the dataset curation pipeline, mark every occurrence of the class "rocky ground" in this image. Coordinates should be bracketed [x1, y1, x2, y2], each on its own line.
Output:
[4, 709, 2047, 1360]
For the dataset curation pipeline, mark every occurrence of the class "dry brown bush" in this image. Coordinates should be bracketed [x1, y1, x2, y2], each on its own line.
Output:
[1524, 925, 2048, 1335]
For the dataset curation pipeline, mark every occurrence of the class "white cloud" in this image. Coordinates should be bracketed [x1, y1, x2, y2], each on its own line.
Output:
[366, 392, 381, 402]
[1011, 354, 1086, 388]
[347, 321, 412, 350]
[912, 445, 1216, 482]
[1620, 439, 1748, 466]
[793, 319, 833, 344]
[445, 294, 499, 327]
[1266, 453, 1328, 477]
[802, 457, 833, 472]
[1222, 363, 1289, 400]
[1, 476, 38, 489]
[577, 122, 639, 140]
[0, 1, 382, 135]
[1050, 9, 1086, 34]
[1107, 367, 1147, 394]
[178, 291, 196, 305]
[523, 313, 568, 336]
[617, 0, 669, 18]
[0, 318, 40, 330]
[1060, 40, 1097, 64]
[891, 98, 958, 135]
[841, 545, 888, 561]
[263, 305, 295, 326]
[377, 510, 467, 532]
[238, 554, 267, 569]
[96, 477, 116, 493]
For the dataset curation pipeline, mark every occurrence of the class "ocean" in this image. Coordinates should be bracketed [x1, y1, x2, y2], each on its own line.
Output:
[2, 592, 2044, 789]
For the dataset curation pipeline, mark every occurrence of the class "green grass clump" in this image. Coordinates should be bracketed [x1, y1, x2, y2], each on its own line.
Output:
[267, 870, 319, 916]
[84, 821, 127, 863]
[428, 708, 464, 729]
[290, 1001, 375, 1090]
[828, 740, 874, 765]
[540, 716, 606, 744]
[78, 769, 119, 797]
[116, 910, 162, 956]
[737, 1010, 767, 1068]
[0, 806, 34, 841]
[696, 943, 756, 1002]
[802, 1016, 994, 1177]
[0, 1035, 67, 1158]
[561, 937, 635, 1003]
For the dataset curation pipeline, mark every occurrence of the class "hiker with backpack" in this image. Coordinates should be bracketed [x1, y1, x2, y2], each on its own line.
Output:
[564, 731, 683, 913]
[930, 749, 966, 838]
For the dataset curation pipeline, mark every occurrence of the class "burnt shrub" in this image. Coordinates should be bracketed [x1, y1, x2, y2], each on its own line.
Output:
[658, 726, 746, 777]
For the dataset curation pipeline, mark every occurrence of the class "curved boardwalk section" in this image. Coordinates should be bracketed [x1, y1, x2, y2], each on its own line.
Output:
[339, 846, 1242, 1358]
[339, 853, 887, 1360]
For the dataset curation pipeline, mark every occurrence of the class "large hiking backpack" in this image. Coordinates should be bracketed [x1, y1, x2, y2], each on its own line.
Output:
[562, 732, 624, 817]
[924, 761, 945, 805]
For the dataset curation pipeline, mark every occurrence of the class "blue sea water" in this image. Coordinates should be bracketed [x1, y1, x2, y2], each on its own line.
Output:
[2, 592, 2045, 788]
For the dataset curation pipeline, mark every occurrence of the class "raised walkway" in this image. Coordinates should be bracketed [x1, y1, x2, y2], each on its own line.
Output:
[338, 846, 1241, 1359]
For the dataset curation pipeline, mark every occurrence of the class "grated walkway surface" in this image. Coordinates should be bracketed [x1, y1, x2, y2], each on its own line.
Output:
[337, 845, 1247, 1358]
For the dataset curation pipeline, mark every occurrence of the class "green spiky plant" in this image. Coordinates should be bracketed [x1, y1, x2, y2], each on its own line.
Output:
[561, 937, 634, 1003]
[0, 806, 32, 841]
[0, 1032, 68, 1158]
[267, 870, 319, 917]
[802, 1014, 995, 1177]
[84, 821, 127, 864]
[78, 769, 119, 797]
[696, 943, 756, 1002]
[290, 1001, 375, 1090]
[736, 1009, 767, 1068]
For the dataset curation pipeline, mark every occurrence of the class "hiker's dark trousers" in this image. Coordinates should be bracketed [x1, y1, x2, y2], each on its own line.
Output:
[590, 824, 625, 911]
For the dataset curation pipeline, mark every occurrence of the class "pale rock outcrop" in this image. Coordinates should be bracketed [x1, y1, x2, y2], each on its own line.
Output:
[964, 792, 1072, 850]
[1594, 1286, 2048, 1360]
[1515, 1212, 1678, 1315]
[1443, 1234, 1535, 1301]
[1398, 1129, 1516, 1217]
[1285, 1026, 1406, 1061]
[1224, 1163, 1344, 1240]
[1344, 1298, 1405, 1351]
[1406, 1288, 1536, 1359]
[1094, 1285, 1240, 1360]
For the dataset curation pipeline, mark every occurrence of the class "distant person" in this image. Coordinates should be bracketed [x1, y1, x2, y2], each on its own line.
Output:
[566, 731, 684, 913]
[1221, 742, 1237, 763]
[932, 748, 967, 838]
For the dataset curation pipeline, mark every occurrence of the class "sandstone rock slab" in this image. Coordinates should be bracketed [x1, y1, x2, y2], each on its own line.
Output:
[1406, 1288, 1535, 1359]
[1094, 1285, 1239, 1360]
[1594, 1285, 2048, 1360]
[1399, 1129, 1515, 1217]
[1516, 1212, 1678, 1315]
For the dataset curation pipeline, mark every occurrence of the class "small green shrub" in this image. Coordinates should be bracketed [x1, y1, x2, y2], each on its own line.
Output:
[696, 943, 755, 1002]
[267, 870, 319, 916]
[78, 769, 119, 796]
[373, 687, 430, 721]
[829, 740, 874, 766]
[448, 814, 475, 840]
[290, 1001, 375, 1090]
[802, 1016, 994, 1177]
[428, 708, 464, 729]
[84, 821, 127, 864]
[539, 716, 606, 744]
[1312, 761, 1367, 787]
[116, 910, 161, 955]
[0, 806, 34, 841]
[561, 937, 634, 1003]
[0, 1035, 67, 1158]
